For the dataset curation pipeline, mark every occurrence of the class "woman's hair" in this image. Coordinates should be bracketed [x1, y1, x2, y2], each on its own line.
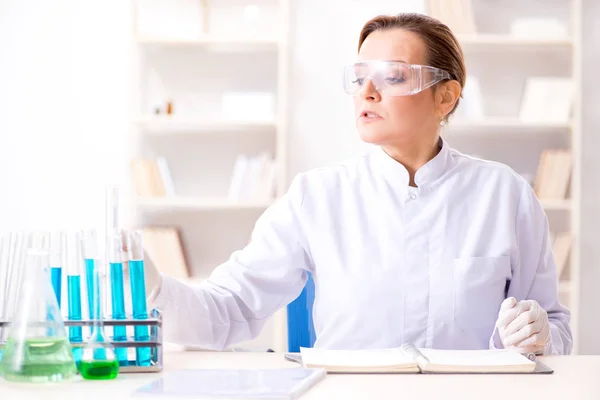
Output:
[358, 13, 466, 119]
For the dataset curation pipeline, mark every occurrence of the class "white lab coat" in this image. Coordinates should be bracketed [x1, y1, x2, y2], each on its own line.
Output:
[151, 139, 572, 354]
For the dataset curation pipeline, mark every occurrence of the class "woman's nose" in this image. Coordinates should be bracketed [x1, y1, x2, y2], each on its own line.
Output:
[359, 79, 381, 101]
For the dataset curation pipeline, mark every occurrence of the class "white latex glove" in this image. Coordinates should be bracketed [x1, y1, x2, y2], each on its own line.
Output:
[495, 297, 551, 355]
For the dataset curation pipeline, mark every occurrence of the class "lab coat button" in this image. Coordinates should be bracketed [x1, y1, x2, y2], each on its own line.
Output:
[410, 194, 417, 200]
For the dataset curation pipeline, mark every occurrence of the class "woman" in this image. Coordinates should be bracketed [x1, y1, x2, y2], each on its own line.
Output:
[144, 13, 571, 355]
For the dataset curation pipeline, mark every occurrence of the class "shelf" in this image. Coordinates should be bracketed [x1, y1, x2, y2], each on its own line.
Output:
[446, 118, 571, 134]
[136, 117, 276, 134]
[136, 36, 281, 51]
[540, 199, 571, 211]
[457, 34, 572, 47]
[136, 196, 273, 211]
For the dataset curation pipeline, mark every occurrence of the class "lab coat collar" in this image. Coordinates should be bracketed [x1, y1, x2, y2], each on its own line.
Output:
[374, 137, 452, 188]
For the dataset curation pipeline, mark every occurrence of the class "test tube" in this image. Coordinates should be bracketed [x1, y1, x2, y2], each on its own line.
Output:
[106, 186, 119, 238]
[127, 230, 151, 366]
[66, 233, 83, 365]
[105, 186, 128, 364]
[4, 232, 28, 323]
[81, 230, 99, 328]
[49, 232, 65, 309]
[108, 230, 128, 365]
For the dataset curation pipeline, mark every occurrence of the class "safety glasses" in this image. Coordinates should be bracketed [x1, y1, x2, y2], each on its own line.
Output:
[343, 60, 452, 97]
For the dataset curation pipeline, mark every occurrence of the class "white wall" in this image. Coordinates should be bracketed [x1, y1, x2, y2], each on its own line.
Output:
[0, 0, 133, 235]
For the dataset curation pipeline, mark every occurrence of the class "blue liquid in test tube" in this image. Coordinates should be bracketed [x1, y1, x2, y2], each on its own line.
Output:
[68, 274, 83, 365]
[50, 267, 62, 308]
[66, 233, 84, 364]
[128, 230, 151, 366]
[85, 258, 98, 323]
[109, 259, 128, 365]
[49, 232, 66, 309]
[106, 188, 128, 365]
[129, 259, 151, 366]
[81, 230, 106, 360]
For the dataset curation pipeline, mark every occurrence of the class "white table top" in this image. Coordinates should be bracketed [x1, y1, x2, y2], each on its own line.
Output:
[1, 350, 600, 400]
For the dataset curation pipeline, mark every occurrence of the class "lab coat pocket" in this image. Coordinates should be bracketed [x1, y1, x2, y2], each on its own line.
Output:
[453, 256, 511, 337]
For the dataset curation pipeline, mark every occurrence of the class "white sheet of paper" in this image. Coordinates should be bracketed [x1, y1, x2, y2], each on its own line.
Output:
[419, 348, 535, 367]
[300, 346, 414, 368]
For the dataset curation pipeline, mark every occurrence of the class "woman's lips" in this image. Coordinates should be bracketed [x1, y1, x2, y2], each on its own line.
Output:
[358, 110, 383, 123]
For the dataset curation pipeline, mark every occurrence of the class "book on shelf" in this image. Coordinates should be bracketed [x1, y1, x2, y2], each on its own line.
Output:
[533, 150, 572, 200]
[156, 156, 176, 196]
[131, 157, 176, 197]
[142, 226, 190, 280]
[520, 77, 573, 124]
[553, 232, 572, 279]
[426, 0, 477, 35]
[228, 153, 277, 202]
[297, 344, 543, 374]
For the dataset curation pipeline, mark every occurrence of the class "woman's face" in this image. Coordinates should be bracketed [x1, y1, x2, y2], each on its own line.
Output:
[353, 29, 441, 146]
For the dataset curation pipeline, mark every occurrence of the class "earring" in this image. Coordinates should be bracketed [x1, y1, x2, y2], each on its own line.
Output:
[440, 120, 446, 126]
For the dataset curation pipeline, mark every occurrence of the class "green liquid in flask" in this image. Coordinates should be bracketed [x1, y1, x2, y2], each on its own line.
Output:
[78, 359, 119, 380]
[1, 337, 76, 383]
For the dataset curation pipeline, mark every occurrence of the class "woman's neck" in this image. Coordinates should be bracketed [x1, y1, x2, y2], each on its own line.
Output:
[381, 137, 441, 187]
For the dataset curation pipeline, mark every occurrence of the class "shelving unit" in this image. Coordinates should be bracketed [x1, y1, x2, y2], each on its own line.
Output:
[540, 199, 572, 211]
[130, 0, 289, 352]
[442, 0, 581, 353]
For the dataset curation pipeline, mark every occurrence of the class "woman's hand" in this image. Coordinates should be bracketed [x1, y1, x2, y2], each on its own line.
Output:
[495, 297, 550, 354]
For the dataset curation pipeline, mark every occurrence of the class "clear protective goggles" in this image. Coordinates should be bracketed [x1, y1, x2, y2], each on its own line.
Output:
[343, 60, 452, 96]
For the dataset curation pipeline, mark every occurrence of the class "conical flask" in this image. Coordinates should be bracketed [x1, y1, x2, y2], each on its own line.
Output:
[0, 249, 77, 383]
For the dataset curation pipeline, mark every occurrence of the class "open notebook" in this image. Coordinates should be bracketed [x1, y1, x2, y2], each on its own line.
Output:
[295, 344, 550, 374]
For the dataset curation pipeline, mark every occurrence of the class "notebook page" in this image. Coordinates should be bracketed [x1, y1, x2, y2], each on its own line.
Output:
[419, 348, 535, 367]
[300, 347, 415, 368]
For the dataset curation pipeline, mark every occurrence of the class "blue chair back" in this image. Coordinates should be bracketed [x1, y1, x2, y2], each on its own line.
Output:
[286, 272, 316, 352]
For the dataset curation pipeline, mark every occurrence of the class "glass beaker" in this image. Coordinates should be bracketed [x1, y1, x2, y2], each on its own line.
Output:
[0, 249, 77, 383]
[78, 257, 119, 380]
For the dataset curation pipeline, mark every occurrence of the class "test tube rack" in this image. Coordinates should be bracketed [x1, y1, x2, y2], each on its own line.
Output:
[0, 310, 163, 373]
